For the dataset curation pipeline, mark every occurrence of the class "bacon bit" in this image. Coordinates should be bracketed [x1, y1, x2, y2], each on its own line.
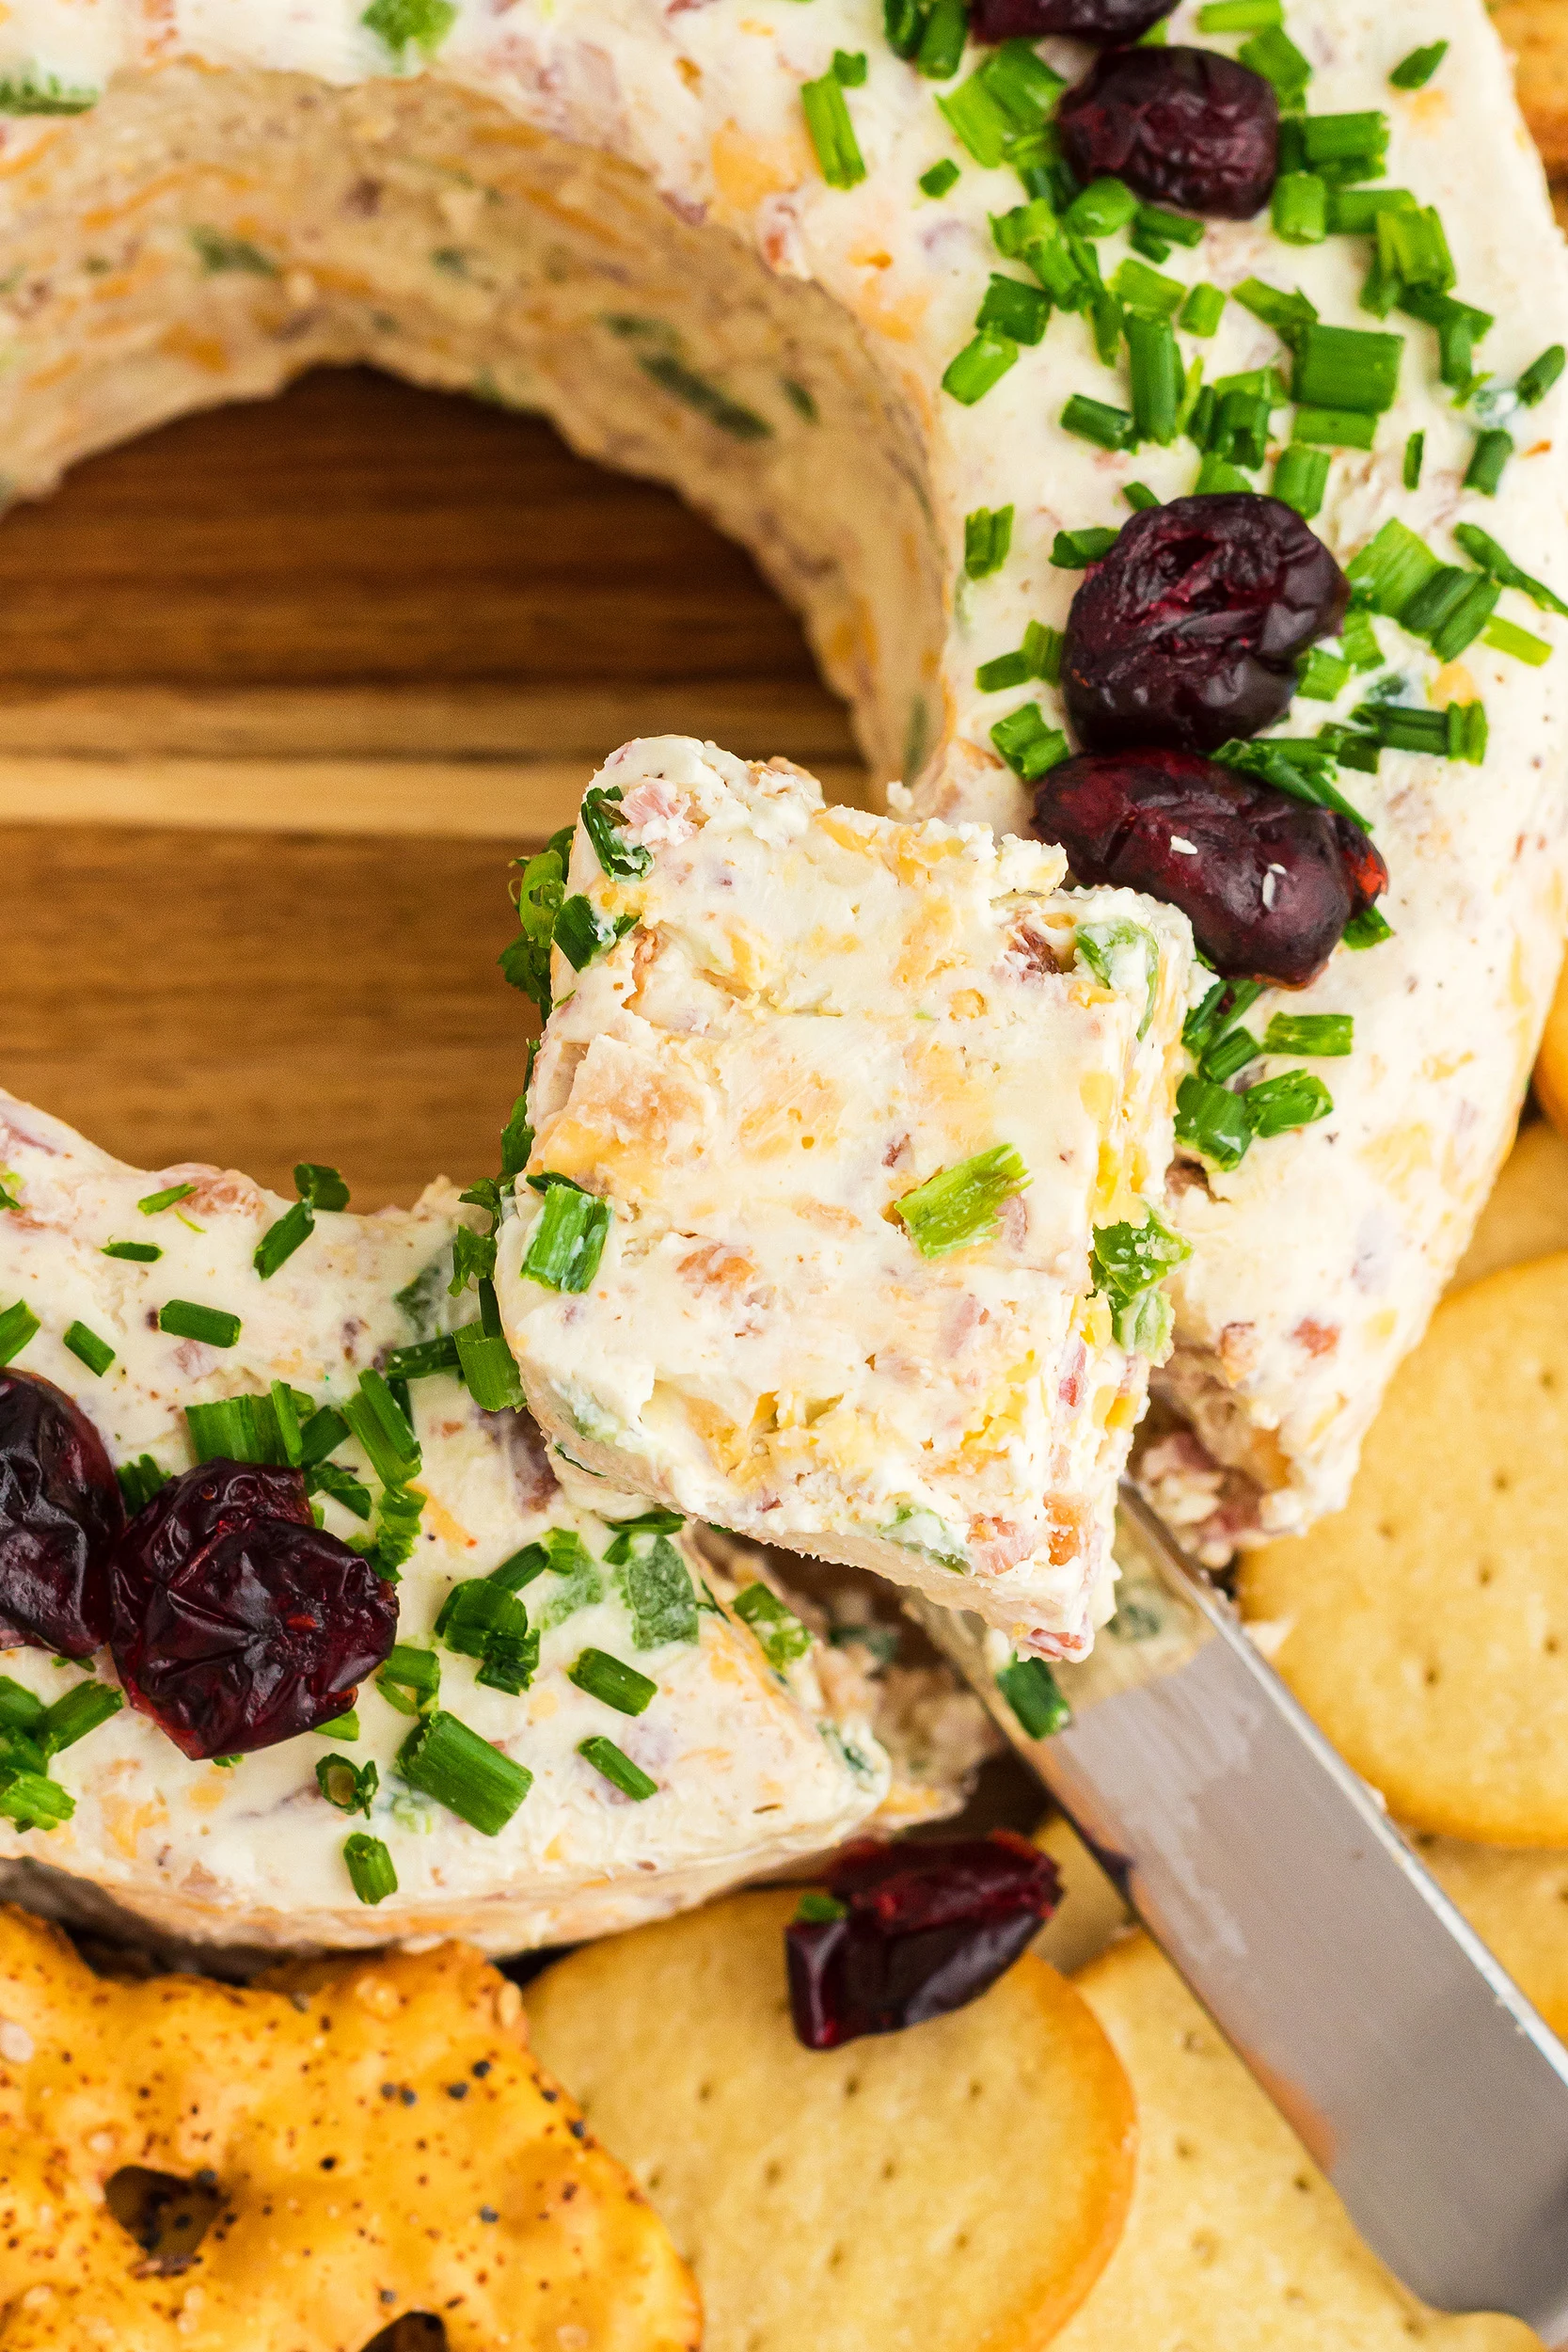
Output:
[1000, 917, 1066, 984]
[1058, 1339, 1086, 1410]
[678, 1240, 767, 1304]
[967, 1517, 1037, 1574]
[1292, 1317, 1339, 1359]
[997, 1193, 1028, 1251]
[1216, 1321, 1259, 1380]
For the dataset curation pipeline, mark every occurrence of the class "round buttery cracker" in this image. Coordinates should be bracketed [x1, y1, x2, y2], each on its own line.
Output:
[1534, 947, 1568, 1136]
[1238, 1252, 1568, 1845]
[526, 1887, 1135, 2352]
[1451, 1120, 1568, 1291]
[1420, 1836, 1568, 2042]
[1053, 1933, 1535, 2351]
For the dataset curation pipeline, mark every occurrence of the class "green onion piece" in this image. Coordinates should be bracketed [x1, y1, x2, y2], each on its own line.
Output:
[384, 1332, 462, 1381]
[1199, 1025, 1259, 1086]
[1338, 609, 1383, 671]
[975, 619, 1062, 691]
[1343, 904, 1394, 949]
[963, 503, 1013, 578]
[553, 895, 635, 972]
[833, 46, 868, 84]
[1377, 204, 1454, 296]
[1273, 170, 1325, 245]
[1239, 24, 1310, 107]
[974, 272, 1051, 345]
[895, 1143, 1029, 1257]
[1292, 321, 1402, 415]
[317, 1709, 360, 1740]
[920, 157, 960, 197]
[253, 1197, 314, 1280]
[158, 1300, 241, 1349]
[1350, 702, 1447, 755]
[297, 1405, 350, 1468]
[1212, 736, 1371, 830]
[0, 1772, 73, 1831]
[1326, 185, 1416, 234]
[975, 37, 1065, 125]
[102, 1240, 161, 1263]
[1232, 277, 1317, 347]
[185, 1394, 278, 1466]
[341, 1368, 420, 1489]
[40, 1679, 122, 1756]
[1389, 40, 1448, 89]
[309, 1459, 372, 1520]
[568, 1645, 659, 1716]
[0, 1678, 44, 1734]
[1241, 1070, 1333, 1136]
[452, 1322, 525, 1411]
[1397, 288, 1491, 391]
[614, 1534, 700, 1649]
[1402, 430, 1424, 491]
[436, 1575, 532, 1660]
[1344, 516, 1441, 618]
[138, 1182, 197, 1216]
[1110, 256, 1183, 318]
[1465, 430, 1513, 498]
[1297, 649, 1352, 703]
[885, 0, 926, 60]
[378, 1643, 441, 1717]
[996, 1654, 1071, 1739]
[1127, 313, 1180, 445]
[1175, 1073, 1252, 1171]
[294, 1163, 349, 1212]
[1482, 615, 1553, 666]
[475, 1629, 538, 1696]
[937, 72, 1011, 167]
[732, 1581, 815, 1670]
[795, 1889, 849, 1923]
[520, 1184, 610, 1294]
[62, 1321, 115, 1378]
[1402, 566, 1500, 661]
[1051, 525, 1119, 567]
[1065, 176, 1138, 238]
[489, 1541, 553, 1592]
[499, 831, 571, 1018]
[343, 1832, 398, 1904]
[1121, 482, 1159, 513]
[801, 72, 866, 188]
[579, 784, 652, 880]
[1518, 345, 1565, 408]
[1263, 1012, 1354, 1057]
[578, 1734, 657, 1801]
[1195, 454, 1252, 496]
[1089, 1209, 1191, 1353]
[1301, 110, 1388, 179]
[117, 1454, 166, 1513]
[1076, 916, 1159, 1038]
[1449, 700, 1488, 765]
[1134, 202, 1204, 249]
[1060, 394, 1134, 452]
[1271, 443, 1330, 520]
[317, 1754, 379, 1816]
[1180, 282, 1227, 338]
[942, 331, 1019, 405]
[1198, 0, 1283, 26]
[990, 705, 1068, 779]
[1453, 524, 1568, 619]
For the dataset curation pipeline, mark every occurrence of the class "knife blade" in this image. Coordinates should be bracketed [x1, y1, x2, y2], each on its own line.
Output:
[917, 1487, 1568, 2333]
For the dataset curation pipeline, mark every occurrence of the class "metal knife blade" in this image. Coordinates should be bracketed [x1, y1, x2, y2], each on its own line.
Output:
[918, 1487, 1568, 2333]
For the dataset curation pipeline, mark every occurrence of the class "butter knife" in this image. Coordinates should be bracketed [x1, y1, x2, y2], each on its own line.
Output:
[917, 1487, 1568, 2334]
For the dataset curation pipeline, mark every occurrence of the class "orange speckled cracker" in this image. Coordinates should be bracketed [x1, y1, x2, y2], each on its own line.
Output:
[0, 1906, 700, 2352]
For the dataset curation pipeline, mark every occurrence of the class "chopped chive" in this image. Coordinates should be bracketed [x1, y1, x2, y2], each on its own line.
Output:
[974, 272, 1051, 345]
[452, 1322, 524, 1411]
[1291, 406, 1375, 450]
[1050, 524, 1119, 567]
[1344, 516, 1441, 618]
[795, 1890, 849, 1923]
[1263, 1012, 1354, 1057]
[920, 157, 960, 197]
[885, 0, 926, 59]
[996, 1654, 1071, 1739]
[1292, 321, 1402, 415]
[397, 1709, 531, 1835]
[1343, 904, 1394, 949]
[832, 46, 868, 84]
[942, 331, 1019, 405]
[568, 1646, 658, 1716]
[1110, 256, 1183, 318]
[1449, 700, 1488, 765]
[317, 1709, 360, 1740]
[937, 72, 1011, 167]
[1271, 443, 1330, 519]
[1377, 204, 1453, 298]
[1453, 523, 1568, 619]
[801, 72, 865, 188]
[1297, 649, 1352, 702]
[974, 37, 1065, 124]
[1518, 345, 1565, 408]
[1402, 430, 1424, 491]
[254, 1197, 314, 1280]
[520, 1184, 610, 1294]
[1127, 313, 1180, 445]
[1239, 24, 1310, 108]
[1184, 979, 1262, 1063]
[1233, 277, 1317, 346]
[1389, 40, 1447, 90]
[138, 1182, 197, 1216]
[733, 1580, 814, 1670]
[102, 1240, 161, 1263]
[0, 1679, 43, 1734]
[991, 705, 1068, 778]
[343, 1832, 398, 1904]
[1273, 170, 1325, 245]
[1122, 482, 1160, 512]
[1134, 202, 1204, 249]
[578, 1734, 657, 1801]
[62, 1321, 115, 1378]
[1197, 0, 1281, 21]
[1301, 111, 1388, 180]
[384, 1332, 462, 1382]
[1195, 453, 1252, 495]
[117, 1454, 166, 1513]
[553, 895, 635, 972]
[158, 1299, 241, 1349]
[975, 619, 1061, 691]
[40, 1679, 122, 1756]
[1180, 282, 1227, 339]
[1175, 1073, 1252, 1170]
[579, 785, 653, 882]
[963, 502, 1013, 578]
[911, 0, 963, 75]
[1397, 287, 1492, 390]
[1465, 430, 1513, 498]
[1213, 736, 1371, 829]
[1200, 1025, 1260, 1086]
[1241, 1070, 1333, 1136]
[0, 1772, 73, 1830]
[378, 1643, 441, 1717]
[1064, 176, 1138, 238]
[895, 1143, 1029, 1257]
[1327, 185, 1416, 234]
[317, 1753, 379, 1816]
[1482, 615, 1552, 666]
[1060, 393, 1134, 451]
[341, 1369, 420, 1489]
[1402, 566, 1500, 661]
[294, 1163, 349, 1212]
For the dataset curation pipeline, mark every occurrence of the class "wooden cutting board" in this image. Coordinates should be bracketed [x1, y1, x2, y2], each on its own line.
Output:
[5, 366, 865, 1206]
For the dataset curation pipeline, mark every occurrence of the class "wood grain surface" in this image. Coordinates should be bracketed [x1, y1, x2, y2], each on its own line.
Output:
[5, 367, 859, 1203]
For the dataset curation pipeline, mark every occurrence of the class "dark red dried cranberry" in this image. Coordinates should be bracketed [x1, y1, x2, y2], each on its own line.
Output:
[1033, 748, 1387, 988]
[108, 1459, 398, 1759]
[1057, 45, 1277, 218]
[969, 0, 1173, 46]
[0, 1370, 124, 1658]
[785, 1832, 1061, 2050]
[1063, 495, 1349, 758]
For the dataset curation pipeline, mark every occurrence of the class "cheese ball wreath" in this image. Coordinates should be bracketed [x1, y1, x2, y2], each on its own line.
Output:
[0, 1904, 701, 2352]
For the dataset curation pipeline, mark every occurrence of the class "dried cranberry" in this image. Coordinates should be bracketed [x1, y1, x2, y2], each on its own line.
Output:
[969, 0, 1174, 46]
[108, 1459, 398, 1759]
[1032, 748, 1387, 987]
[785, 1832, 1061, 2050]
[1057, 45, 1277, 218]
[0, 1371, 123, 1657]
[1063, 496, 1349, 757]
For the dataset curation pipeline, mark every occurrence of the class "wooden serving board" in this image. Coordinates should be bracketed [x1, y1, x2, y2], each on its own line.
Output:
[5, 367, 865, 1207]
